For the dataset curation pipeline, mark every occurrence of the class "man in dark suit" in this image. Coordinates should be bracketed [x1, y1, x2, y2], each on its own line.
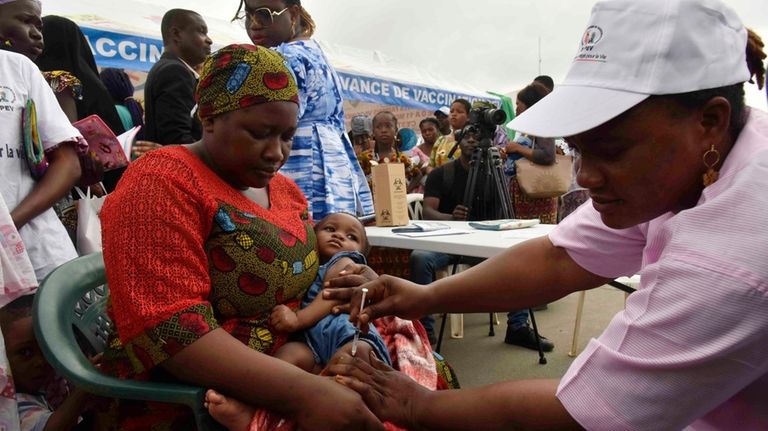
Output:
[143, 9, 212, 145]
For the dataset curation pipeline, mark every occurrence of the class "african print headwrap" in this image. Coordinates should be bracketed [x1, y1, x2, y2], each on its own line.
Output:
[196, 44, 299, 120]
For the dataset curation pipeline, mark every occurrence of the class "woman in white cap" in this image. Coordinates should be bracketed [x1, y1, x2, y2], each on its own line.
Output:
[324, 0, 768, 429]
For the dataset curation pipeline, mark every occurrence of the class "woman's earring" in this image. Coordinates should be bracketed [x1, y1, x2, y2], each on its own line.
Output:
[3, 40, 12, 48]
[702, 144, 721, 187]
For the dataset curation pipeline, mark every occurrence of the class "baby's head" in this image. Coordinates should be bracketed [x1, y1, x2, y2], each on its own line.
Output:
[314, 213, 370, 262]
[0, 294, 54, 394]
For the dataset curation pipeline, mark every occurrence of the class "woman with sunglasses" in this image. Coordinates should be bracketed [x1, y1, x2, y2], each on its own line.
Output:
[233, 0, 373, 221]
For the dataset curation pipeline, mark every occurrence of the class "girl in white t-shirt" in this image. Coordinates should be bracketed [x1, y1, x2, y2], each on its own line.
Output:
[0, 45, 84, 280]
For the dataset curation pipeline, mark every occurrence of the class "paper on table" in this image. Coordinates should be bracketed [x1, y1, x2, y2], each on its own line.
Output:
[469, 219, 540, 231]
[395, 228, 472, 237]
[117, 126, 142, 160]
[392, 221, 450, 233]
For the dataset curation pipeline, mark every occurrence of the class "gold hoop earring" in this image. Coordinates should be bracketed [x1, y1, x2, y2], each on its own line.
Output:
[3, 40, 12, 48]
[702, 144, 721, 187]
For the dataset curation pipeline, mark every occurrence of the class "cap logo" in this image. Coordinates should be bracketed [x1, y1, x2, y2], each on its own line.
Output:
[580, 26, 603, 52]
[575, 25, 607, 63]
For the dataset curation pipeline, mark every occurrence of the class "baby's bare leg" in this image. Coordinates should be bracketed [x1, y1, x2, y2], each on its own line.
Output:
[205, 389, 254, 431]
[332, 340, 377, 367]
[274, 341, 317, 372]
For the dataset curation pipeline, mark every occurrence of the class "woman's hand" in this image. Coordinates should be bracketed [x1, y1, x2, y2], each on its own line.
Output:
[270, 304, 301, 332]
[323, 275, 431, 329]
[328, 352, 431, 429]
[132, 140, 162, 158]
[505, 141, 526, 155]
[325, 263, 379, 290]
[295, 375, 385, 431]
[498, 147, 509, 160]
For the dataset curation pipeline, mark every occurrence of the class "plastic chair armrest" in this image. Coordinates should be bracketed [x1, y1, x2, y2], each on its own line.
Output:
[56, 352, 204, 408]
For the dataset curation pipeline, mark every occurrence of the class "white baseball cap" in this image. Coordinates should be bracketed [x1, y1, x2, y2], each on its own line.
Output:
[508, 0, 750, 138]
[434, 106, 450, 117]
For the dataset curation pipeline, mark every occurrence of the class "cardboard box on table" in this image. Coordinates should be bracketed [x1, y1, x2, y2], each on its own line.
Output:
[371, 163, 409, 226]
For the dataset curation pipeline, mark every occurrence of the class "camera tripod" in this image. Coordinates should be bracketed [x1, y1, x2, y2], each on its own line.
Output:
[458, 136, 548, 365]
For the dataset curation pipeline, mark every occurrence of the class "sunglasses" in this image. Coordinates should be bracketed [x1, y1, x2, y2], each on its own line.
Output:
[237, 7, 289, 28]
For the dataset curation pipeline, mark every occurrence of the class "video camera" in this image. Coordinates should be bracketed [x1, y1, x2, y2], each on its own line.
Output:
[455, 107, 507, 146]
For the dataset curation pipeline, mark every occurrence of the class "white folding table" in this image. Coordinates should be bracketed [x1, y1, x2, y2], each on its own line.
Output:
[365, 221, 557, 258]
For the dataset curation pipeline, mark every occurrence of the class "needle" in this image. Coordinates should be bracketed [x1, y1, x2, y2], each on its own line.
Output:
[350, 288, 368, 357]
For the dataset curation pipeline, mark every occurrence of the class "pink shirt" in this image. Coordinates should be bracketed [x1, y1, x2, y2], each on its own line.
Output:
[550, 109, 768, 431]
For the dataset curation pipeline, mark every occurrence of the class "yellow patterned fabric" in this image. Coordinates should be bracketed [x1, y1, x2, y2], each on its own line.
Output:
[42, 70, 83, 100]
[196, 44, 299, 119]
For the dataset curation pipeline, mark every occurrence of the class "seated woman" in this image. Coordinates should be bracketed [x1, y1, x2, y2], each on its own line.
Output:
[99, 44, 439, 431]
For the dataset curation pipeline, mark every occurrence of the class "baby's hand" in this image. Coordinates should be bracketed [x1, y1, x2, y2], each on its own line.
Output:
[89, 352, 104, 370]
[270, 304, 301, 332]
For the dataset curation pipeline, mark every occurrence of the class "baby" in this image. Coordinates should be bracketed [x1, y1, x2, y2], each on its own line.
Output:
[0, 294, 96, 430]
[206, 213, 390, 430]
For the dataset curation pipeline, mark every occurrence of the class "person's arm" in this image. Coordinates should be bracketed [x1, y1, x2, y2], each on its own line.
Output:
[53, 90, 78, 123]
[329, 352, 581, 431]
[421, 197, 451, 221]
[12, 60, 83, 228]
[42, 388, 89, 431]
[131, 140, 163, 158]
[10, 143, 80, 228]
[424, 236, 602, 312]
[326, 235, 609, 325]
[162, 328, 382, 430]
[506, 137, 556, 165]
[271, 257, 356, 332]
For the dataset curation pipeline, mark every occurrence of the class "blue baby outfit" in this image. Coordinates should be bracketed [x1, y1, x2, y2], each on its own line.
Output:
[302, 251, 391, 366]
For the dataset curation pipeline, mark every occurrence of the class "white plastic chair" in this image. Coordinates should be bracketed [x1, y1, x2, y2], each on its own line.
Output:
[407, 193, 424, 221]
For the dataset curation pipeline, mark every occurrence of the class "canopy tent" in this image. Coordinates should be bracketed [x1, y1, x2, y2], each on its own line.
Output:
[42, 0, 499, 115]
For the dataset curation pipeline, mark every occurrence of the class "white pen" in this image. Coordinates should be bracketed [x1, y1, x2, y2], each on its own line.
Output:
[350, 288, 369, 357]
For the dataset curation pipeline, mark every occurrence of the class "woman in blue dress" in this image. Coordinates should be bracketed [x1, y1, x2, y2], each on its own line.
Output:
[234, 0, 374, 220]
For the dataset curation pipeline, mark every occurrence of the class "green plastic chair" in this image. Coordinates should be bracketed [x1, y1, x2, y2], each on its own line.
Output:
[32, 252, 225, 430]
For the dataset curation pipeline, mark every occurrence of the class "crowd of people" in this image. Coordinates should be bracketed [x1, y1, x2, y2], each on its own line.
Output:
[0, 0, 767, 430]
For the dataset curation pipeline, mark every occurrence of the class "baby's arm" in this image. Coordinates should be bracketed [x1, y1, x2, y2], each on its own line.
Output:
[41, 387, 89, 431]
[41, 353, 103, 430]
[270, 257, 355, 333]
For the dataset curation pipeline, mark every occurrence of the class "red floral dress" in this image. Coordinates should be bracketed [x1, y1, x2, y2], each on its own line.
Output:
[98, 146, 317, 430]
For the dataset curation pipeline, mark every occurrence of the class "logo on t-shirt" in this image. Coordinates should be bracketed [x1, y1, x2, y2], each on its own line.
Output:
[0, 86, 16, 103]
[0, 85, 21, 159]
[0, 86, 17, 112]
